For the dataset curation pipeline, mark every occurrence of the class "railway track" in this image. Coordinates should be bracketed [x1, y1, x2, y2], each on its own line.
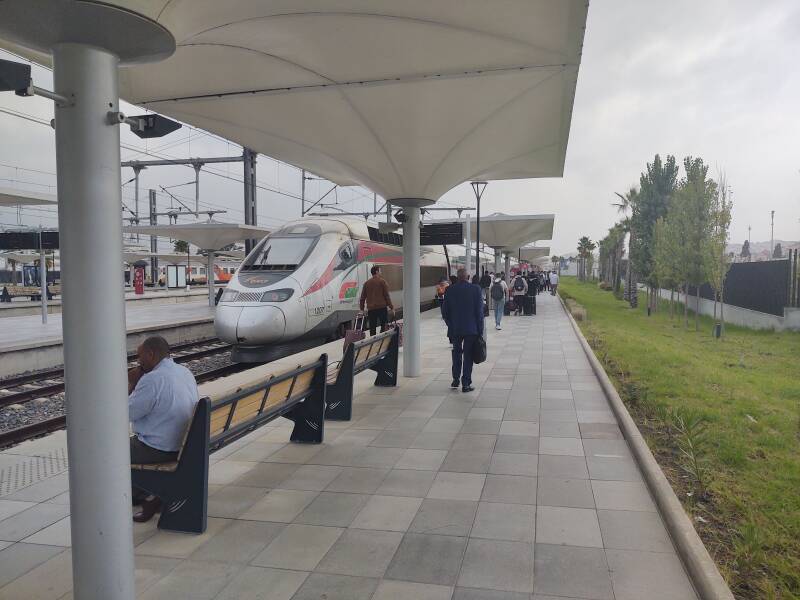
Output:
[0, 338, 232, 409]
[0, 359, 252, 449]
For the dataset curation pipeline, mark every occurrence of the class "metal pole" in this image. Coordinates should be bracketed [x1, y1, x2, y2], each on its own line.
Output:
[475, 195, 481, 276]
[402, 206, 421, 377]
[770, 210, 775, 258]
[193, 163, 202, 216]
[301, 168, 306, 216]
[53, 42, 135, 599]
[133, 166, 143, 242]
[39, 229, 47, 324]
[243, 148, 257, 253]
[464, 213, 472, 275]
[373, 192, 377, 216]
[149, 189, 158, 286]
[206, 251, 215, 307]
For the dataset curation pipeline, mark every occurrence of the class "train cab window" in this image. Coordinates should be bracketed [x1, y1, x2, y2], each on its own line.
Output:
[335, 241, 355, 271]
[241, 223, 322, 272]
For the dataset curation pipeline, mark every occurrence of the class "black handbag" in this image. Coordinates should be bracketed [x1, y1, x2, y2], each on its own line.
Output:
[473, 335, 487, 364]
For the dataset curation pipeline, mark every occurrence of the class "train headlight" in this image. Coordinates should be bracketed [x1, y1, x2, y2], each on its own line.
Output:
[260, 288, 294, 302]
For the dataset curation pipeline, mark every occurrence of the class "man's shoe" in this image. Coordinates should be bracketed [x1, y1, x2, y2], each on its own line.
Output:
[133, 496, 162, 523]
[451, 379, 459, 388]
[496, 325, 501, 330]
[462, 385, 475, 393]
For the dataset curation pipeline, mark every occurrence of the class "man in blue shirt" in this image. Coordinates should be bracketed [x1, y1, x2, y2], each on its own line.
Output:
[128, 336, 199, 521]
[441, 268, 484, 392]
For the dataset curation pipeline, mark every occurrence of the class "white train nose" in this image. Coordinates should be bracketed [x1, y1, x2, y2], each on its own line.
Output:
[215, 304, 287, 344]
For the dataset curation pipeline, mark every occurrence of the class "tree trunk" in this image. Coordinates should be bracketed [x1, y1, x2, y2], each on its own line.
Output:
[683, 283, 689, 329]
[720, 287, 725, 337]
[695, 287, 700, 331]
[712, 292, 717, 323]
[670, 288, 674, 319]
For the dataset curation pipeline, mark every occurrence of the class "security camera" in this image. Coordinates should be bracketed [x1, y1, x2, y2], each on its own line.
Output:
[394, 211, 407, 223]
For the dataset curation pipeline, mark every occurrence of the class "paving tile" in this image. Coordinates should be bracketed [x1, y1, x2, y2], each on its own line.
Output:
[606, 549, 698, 599]
[457, 538, 533, 593]
[316, 529, 403, 577]
[489, 452, 538, 477]
[215, 566, 308, 600]
[351, 446, 405, 468]
[422, 418, 465, 433]
[498, 421, 540, 437]
[536, 477, 595, 509]
[279, 464, 343, 491]
[468, 407, 505, 420]
[208, 485, 267, 519]
[135, 517, 230, 559]
[579, 423, 623, 439]
[386, 416, 430, 432]
[3, 473, 69, 503]
[231, 462, 299, 488]
[350, 495, 422, 531]
[190, 520, 284, 563]
[262, 442, 322, 464]
[441, 449, 493, 473]
[291, 572, 378, 600]
[376, 469, 436, 497]
[22, 515, 71, 547]
[591, 480, 656, 512]
[494, 435, 539, 454]
[541, 389, 574, 400]
[539, 436, 584, 456]
[598, 510, 674, 552]
[251, 524, 343, 571]
[536, 506, 603, 548]
[455, 589, 530, 599]
[534, 543, 614, 599]
[385, 532, 467, 585]
[292, 492, 367, 527]
[395, 448, 448, 471]
[480, 474, 537, 504]
[227, 441, 284, 462]
[369, 430, 419, 448]
[209, 460, 259, 485]
[373, 579, 453, 600]
[538, 455, 589, 479]
[0, 500, 37, 522]
[427, 472, 486, 501]
[0, 542, 64, 588]
[0, 547, 73, 598]
[471, 502, 535, 542]
[538, 421, 581, 438]
[411, 431, 458, 450]
[577, 410, 617, 424]
[138, 559, 241, 600]
[0, 503, 71, 542]
[409, 498, 478, 537]
[451, 434, 497, 452]
[460, 419, 501, 434]
[586, 456, 642, 482]
[324, 467, 389, 494]
[240, 489, 319, 522]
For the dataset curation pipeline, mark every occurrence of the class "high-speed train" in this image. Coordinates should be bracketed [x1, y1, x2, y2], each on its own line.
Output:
[215, 216, 448, 362]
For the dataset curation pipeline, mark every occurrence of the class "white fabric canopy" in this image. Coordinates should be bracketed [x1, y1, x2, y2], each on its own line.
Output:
[2, 1, 587, 202]
[122, 222, 270, 250]
[429, 213, 554, 250]
[516, 246, 551, 262]
[0, 187, 57, 207]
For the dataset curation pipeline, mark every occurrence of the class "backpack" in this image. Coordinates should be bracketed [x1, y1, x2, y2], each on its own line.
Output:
[513, 277, 525, 292]
[491, 281, 505, 301]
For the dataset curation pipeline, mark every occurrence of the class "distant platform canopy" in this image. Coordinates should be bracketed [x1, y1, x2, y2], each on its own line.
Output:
[0, 187, 57, 207]
[515, 246, 551, 263]
[2, 2, 587, 203]
[429, 213, 554, 250]
[123, 222, 271, 251]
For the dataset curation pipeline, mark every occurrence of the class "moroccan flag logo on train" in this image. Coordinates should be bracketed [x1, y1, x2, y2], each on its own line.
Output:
[339, 281, 358, 300]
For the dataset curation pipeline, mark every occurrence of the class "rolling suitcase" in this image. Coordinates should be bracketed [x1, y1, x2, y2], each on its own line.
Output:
[523, 295, 535, 315]
[504, 300, 514, 316]
[343, 313, 366, 351]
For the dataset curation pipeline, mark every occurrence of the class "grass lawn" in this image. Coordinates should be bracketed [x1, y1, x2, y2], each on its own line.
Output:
[558, 276, 800, 600]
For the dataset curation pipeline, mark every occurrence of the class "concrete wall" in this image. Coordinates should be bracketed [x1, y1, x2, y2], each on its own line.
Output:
[658, 289, 800, 332]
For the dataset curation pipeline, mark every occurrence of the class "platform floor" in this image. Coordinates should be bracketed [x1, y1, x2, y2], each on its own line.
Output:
[0, 293, 698, 599]
[0, 301, 214, 353]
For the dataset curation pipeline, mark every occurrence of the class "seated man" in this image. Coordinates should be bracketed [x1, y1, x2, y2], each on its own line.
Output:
[128, 335, 199, 522]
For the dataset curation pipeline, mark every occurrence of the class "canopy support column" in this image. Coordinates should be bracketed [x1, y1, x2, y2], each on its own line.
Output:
[207, 251, 215, 307]
[53, 42, 135, 600]
[243, 148, 257, 254]
[494, 248, 501, 274]
[504, 254, 511, 282]
[402, 206, 421, 377]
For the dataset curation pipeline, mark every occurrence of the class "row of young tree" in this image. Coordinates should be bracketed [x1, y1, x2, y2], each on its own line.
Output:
[597, 154, 733, 333]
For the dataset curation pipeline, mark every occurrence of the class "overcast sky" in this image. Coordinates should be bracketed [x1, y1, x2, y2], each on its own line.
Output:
[1, 0, 798, 256]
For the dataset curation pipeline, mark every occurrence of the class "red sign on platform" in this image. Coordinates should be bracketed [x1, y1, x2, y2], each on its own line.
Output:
[134, 267, 144, 295]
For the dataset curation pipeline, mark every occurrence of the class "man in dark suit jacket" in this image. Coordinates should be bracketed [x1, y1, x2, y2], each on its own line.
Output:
[441, 268, 484, 392]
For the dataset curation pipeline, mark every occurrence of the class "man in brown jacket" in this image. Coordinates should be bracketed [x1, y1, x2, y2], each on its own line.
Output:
[359, 265, 394, 335]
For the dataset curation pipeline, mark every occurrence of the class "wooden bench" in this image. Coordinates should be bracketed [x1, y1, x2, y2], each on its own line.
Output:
[0, 285, 59, 302]
[131, 354, 328, 534]
[325, 327, 399, 421]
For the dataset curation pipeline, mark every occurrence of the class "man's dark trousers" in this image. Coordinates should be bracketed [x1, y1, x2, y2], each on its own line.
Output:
[367, 307, 389, 335]
[451, 334, 477, 386]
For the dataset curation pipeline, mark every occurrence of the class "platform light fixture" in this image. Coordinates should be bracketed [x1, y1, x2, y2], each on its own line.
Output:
[471, 181, 487, 276]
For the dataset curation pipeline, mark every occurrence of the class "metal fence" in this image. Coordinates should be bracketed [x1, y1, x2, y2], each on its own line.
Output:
[687, 258, 794, 317]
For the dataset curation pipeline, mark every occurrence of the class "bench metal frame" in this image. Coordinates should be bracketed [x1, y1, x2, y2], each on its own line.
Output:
[326, 327, 399, 421]
[131, 354, 328, 534]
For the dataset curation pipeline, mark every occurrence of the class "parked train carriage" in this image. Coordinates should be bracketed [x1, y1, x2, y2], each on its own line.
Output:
[215, 217, 447, 362]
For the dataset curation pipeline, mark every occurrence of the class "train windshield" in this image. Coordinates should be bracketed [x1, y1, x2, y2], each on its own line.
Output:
[241, 225, 321, 272]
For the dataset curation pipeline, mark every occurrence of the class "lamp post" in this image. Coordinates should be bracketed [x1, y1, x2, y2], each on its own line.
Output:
[770, 210, 775, 258]
[471, 181, 487, 277]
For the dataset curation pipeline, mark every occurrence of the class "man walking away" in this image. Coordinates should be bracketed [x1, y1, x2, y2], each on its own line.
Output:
[360, 265, 394, 335]
[490, 272, 508, 330]
[549, 270, 560, 296]
[442, 268, 484, 392]
[511, 273, 528, 315]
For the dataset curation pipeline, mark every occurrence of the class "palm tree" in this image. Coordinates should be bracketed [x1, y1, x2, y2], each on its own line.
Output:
[614, 187, 638, 306]
[576, 236, 596, 281]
